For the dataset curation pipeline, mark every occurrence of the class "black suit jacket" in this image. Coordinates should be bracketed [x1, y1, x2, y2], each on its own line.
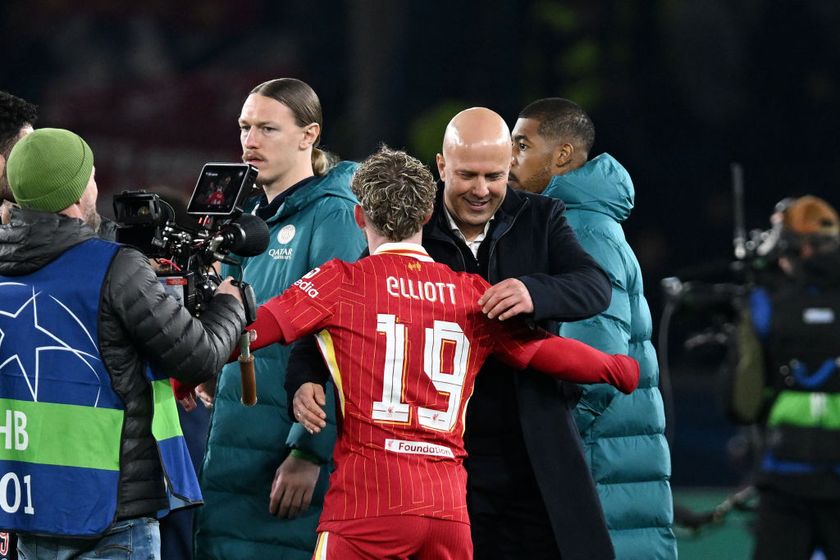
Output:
[423, 185, 614, 560]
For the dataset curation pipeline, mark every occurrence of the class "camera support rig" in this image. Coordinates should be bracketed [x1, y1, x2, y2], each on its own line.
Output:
[114, 163, 269, 407]
[113, 163, 267, 317]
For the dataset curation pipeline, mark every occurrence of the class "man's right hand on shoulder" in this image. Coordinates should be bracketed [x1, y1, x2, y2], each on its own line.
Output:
[293, 382, 328, 434]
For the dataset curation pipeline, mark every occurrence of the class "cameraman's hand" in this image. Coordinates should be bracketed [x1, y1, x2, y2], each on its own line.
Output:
[178, 392, 198, 412]
[195, 376, 218, 408]
[215, 277, 243, 304]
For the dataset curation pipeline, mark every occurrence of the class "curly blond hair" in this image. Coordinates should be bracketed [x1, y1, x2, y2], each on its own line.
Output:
[352, 146, 436, 241]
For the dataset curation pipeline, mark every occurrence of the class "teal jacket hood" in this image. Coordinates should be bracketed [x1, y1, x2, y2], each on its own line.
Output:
[265, 161, 359, 222]
[543, 153, 676, 558]
[543, 153, 634, 223]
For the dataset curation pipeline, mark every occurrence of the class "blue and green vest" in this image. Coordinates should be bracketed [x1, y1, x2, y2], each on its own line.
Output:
[751, 286, 840, 473]
[0, 238, 198, 537]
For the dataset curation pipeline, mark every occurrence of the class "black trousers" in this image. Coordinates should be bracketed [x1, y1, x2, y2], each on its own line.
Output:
[753, 487, 840, 560]
[466, 453, 562, 560]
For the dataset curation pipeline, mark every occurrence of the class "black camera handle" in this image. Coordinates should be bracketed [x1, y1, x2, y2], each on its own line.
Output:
[230, 279, 257, 324]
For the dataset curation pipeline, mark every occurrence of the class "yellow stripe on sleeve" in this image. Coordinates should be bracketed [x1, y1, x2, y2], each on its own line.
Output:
[315, 330, 346, 418]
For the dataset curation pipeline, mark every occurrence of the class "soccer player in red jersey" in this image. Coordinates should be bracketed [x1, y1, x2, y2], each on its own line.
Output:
[240, 147, 639, 560]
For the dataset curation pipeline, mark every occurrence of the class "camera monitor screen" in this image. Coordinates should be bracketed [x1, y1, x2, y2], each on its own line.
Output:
[187, 163, 256, 216]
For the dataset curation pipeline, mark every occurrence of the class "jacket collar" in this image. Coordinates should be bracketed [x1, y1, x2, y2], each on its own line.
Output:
[425, 182, 528, 242]
[543, 153, 633, 222]
[0, 209, 97, 276]
[253, 175, 318, 221]
[254, 161, 359, 224]
[490, 184, 529, 241]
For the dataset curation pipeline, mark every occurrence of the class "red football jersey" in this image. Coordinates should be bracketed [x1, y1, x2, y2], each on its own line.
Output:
[263, 243, 547, 527]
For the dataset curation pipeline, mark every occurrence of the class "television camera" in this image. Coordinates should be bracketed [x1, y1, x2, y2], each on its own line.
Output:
[658, 165, 805, 532]
[112, 163, 268, 319]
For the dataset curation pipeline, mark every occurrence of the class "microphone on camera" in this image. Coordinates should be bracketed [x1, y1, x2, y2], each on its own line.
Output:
[209, 213, 270, 258]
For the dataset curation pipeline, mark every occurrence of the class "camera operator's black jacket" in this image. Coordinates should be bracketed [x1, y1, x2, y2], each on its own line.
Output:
[0, 209, 245, 520]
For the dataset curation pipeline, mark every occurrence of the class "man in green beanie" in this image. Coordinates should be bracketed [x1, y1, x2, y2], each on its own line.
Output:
[0, 128, 247, 560]
[7, 128, 99, 229]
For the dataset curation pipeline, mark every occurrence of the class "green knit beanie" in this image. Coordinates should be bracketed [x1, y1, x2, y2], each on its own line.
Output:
[7, 128, 94, 212]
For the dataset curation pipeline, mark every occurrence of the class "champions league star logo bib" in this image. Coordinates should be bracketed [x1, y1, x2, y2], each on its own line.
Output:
[0, 241, 198, 537]
[0, 282, 105, 407]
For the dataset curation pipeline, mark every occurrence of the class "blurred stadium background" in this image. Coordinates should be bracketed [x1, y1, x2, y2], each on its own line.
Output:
[5, 2, 840, 556]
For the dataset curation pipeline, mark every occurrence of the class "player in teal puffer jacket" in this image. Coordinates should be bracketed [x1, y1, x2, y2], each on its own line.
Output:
[194, 79, 366, 560]
[511, 98, 676, 559]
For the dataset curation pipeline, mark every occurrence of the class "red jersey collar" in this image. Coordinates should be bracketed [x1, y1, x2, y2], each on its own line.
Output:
[372, 242, 435, 262]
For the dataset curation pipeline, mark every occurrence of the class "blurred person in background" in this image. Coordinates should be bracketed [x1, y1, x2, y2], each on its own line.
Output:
[0, 90, 35, 560]
[509, 97, 676, 559]
[732, 195, 840, 560]
[0, 91, 118, 240]
[0, 128, 245, 559]
[0, 91, 37, 224]
[194, 78, 365, 560]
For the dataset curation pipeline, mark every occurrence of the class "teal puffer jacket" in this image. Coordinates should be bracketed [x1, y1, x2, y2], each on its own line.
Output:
[544, 154, 676, 560]
[195, 162, 367, 560]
